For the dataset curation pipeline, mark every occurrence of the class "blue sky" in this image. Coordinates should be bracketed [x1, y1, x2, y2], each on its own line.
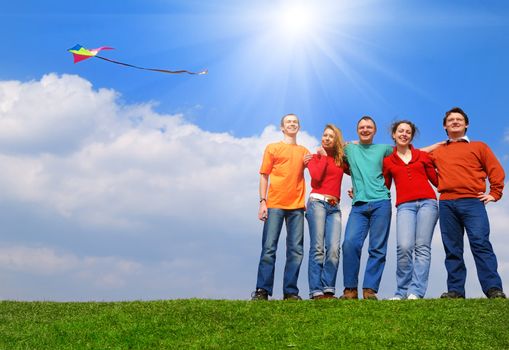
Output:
[0, 0, 508, 300]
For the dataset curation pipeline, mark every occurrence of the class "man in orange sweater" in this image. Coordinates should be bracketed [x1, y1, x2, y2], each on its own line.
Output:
[430, 107, 505, 299]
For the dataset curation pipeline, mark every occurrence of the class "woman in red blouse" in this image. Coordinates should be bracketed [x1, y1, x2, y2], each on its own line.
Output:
[383, 120, 439, 300]
[306, 124, 346, 299]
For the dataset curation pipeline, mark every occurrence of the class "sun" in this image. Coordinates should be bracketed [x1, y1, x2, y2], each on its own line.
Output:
[275, 4, 319, 41]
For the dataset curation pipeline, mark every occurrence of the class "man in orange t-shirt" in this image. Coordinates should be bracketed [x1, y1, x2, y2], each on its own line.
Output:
[251, 114, 310, 301]
[430, 107, 506, 299]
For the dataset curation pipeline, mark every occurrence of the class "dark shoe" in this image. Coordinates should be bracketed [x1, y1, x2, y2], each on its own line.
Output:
[311, 294, 327, 300]
[362, 288, 378, 300]
[251, 288, 268, 301]
[312, 293, 335, 300]
[440, 291, 465, 299]
[486, 288, 506, 299]
[339, 288, 358, 300]
[323, 292, 337, 299]
[283, 293, 302, 300]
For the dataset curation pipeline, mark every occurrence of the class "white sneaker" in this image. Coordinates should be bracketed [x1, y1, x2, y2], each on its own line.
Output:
[388, 295, 402, 300]
[407, 294, 420, 300]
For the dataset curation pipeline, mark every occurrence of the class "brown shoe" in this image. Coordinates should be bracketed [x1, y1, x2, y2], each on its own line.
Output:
[323, 292, 336, 299]
[339, 288, 358, 300]
[312, 294, 327, 300]
[362, 288, 378, 300]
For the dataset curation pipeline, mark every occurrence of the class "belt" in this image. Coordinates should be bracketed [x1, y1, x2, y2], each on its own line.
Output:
[310, 193, 339, 206]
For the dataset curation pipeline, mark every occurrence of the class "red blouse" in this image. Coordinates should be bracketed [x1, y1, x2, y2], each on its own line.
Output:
[383, 145, 438, 206]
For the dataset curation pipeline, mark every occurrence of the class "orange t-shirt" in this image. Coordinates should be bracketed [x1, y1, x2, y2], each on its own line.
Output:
[260, 142, 310, 209]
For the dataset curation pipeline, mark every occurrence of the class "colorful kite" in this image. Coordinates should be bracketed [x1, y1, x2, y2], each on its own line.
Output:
[68, 44, 207, 75]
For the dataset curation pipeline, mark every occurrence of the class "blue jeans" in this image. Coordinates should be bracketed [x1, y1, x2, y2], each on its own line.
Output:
[439, 198, 503, 296]
[306, 198, 342, 297]
[395, 199, 438, 298]
[255, 208, 304, 296]
[342, 199, 392, 292]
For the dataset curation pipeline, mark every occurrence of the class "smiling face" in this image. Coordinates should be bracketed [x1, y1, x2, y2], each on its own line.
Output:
[280, 114, 300, 136]
[357, 118, 376, 144]
[321, 127, 335, 150]
[444, 112, 468, 138]
[392, 122, 414, 147]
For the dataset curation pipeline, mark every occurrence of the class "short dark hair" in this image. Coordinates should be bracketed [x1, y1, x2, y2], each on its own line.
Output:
[357, 115, 377, 131]
[280, 113, 299, 127]
[390, 120, 418, 142]
[443, 107, 469, 135]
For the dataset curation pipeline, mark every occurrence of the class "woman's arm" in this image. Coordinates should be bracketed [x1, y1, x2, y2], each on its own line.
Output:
[422, 153, 438, 187]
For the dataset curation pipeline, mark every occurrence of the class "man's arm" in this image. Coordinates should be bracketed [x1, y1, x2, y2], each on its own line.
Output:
[258, 174, 269, 221]
[420, 141, 446, 153]
[382, 159, 393, 190]
[478, 144, 505, 204]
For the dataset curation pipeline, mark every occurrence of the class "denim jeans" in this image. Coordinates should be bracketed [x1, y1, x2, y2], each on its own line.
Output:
[255, 208, 305, 296]
[395, 199, 438, 298]
[305, 198, 342, 297]
[342, 199, 392, 292]
[439, 198, 503, 296]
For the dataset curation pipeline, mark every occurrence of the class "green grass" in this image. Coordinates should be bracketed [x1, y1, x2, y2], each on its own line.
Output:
[1, 299, 508, 349]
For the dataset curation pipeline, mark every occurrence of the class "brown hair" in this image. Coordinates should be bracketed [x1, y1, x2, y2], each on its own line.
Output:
[443, 107, 469, 135]
[323, 124, 345, 166]
[390, 120, 418, 142]
[280, 113, 299, 127]
[356, 115, 377, 131]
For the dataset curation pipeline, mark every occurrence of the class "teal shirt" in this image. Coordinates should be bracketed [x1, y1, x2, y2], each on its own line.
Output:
[345, 143, 393, 204]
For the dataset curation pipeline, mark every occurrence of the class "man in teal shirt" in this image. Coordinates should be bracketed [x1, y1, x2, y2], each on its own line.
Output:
[340, 116, 393, 300]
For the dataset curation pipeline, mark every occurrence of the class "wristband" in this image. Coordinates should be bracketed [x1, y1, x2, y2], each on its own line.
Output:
[259, 198, 266, 203]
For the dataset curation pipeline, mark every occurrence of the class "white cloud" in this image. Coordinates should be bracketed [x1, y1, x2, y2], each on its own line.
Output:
[0, 74, 319, 300]
[0, 245, 141, 291]
[0, 74, 317, 230]
[0, 73, 507, 301]
[0, 245, 78, 274]
[0, 74, 120, 154]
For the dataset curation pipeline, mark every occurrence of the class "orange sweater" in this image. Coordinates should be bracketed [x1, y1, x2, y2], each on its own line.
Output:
[430, 141, 505, 200]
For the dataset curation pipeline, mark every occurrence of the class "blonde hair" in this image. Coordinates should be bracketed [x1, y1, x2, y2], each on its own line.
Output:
[324, 124, 345, 166]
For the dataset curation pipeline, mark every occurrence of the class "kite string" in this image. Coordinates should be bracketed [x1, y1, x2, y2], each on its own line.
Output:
[95, 56, 207, 75]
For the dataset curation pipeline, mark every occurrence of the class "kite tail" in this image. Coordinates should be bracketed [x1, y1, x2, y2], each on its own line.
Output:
[95, 56, 207, 75]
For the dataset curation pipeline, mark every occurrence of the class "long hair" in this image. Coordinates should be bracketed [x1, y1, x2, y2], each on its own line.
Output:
[324, 124, 345, 166]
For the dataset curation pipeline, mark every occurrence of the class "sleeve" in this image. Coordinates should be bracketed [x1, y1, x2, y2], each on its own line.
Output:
[421, 152, 438, 187]
[482, 144, 505, 200]
[382, 157, 392, 190]
[427, 149, 435, 161]
[384, 144, 394, 157]
[259, 145, 273, 175]
[342, 158, 351, 176]
[308, 154, 328, 182]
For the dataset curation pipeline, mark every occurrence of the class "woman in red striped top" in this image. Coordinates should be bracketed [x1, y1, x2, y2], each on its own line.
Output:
[306, 124, 346, 299]
[383, 120, 439, 300]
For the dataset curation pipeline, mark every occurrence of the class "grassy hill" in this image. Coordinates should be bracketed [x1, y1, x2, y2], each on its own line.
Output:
[1, 299, 508, 349]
